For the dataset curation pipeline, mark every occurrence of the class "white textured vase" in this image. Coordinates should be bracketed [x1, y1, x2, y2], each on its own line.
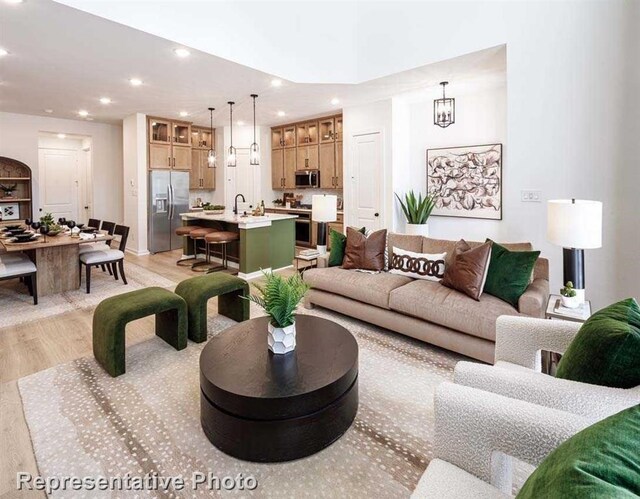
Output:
[405, 223, 429, 237]
[561, 295, 580, 309]
[268, 322, 296, 354]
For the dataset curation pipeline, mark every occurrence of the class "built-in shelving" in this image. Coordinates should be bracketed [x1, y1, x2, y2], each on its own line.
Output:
[0, 157, 33, 225]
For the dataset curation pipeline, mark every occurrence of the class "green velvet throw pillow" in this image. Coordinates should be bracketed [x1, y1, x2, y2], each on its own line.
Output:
[328, 227, 365, 267]
[483, 240, 540, 308]
[556, 298, 640, 389]
[517, 404, 640, 498]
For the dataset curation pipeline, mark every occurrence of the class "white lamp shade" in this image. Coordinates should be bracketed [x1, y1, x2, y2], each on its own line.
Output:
[547, 199, 602, 249]
[312, 195, 337, 222]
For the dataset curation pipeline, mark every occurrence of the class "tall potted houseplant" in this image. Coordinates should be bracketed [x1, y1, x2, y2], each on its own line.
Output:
[246, 271, 310, 354]
[395, 190, 436, 236]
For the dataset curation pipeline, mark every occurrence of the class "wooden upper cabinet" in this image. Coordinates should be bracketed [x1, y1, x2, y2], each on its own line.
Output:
[319, 143, 335, 188]
[202, 155, 215, 189]
[172, 145, 191, 170]
[335, 116, 343, 142]
[190, 149, 201, 189]
[150, 119, 171, 144]
[296, 121, 318, 146]
[296, 145, 318, 170]
[149, 143, 171, 169]
[272, 149, 284, 188]
[283, 125, 296, 148]
[172, 123, 191, 146]
[272, 128, 284, 150]
[319, 118, 335, 143]
[335, 141, 343, 188]
[283, 148, 297, 188]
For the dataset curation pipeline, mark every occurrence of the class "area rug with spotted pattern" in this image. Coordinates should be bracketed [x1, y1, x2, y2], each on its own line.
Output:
[18, 305, 466, 498]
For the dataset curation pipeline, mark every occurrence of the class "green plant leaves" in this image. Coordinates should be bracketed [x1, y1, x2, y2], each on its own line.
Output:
[244, 270, 310, 327]
[395, 190, 436, 224]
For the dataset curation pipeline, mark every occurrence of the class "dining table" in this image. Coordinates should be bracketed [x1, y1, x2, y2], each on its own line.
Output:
[0, 230, 114, 296]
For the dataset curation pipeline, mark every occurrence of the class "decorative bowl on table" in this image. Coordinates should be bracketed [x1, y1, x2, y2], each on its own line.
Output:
[7, 228, 27, 236]
[80, 227, 97, 234]
[3, 225, 22, 231]
[12, 233, 38, 243]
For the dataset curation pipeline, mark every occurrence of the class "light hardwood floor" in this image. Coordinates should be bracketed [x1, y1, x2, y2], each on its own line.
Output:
[0, 249, 301, 497]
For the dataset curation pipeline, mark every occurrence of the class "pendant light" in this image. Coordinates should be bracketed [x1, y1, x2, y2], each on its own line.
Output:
[226, 101, 237, 167]
[434, 81, 455, 128]
[249, 94, 260, 166]
[207, 107, 217, 168]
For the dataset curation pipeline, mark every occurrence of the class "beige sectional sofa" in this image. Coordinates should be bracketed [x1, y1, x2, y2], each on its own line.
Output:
[303, 234, 549, 363]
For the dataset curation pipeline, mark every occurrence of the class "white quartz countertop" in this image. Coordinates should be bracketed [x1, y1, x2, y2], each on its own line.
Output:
[180, 211, 297, 229]
[266, 206, 344, 215]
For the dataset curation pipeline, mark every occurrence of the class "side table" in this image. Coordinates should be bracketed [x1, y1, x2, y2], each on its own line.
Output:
[543, 294, 592, 374]
[294, 254, 318, 274]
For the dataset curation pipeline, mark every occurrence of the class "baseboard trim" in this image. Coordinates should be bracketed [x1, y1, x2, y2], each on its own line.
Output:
[239, 268, 272, 280]
[125, 248, 150, 256]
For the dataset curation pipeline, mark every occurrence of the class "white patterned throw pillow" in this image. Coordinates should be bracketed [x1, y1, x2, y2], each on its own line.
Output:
[389, 247, 446, 282]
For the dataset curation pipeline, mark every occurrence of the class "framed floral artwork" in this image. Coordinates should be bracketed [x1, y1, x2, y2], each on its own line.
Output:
[427, 143, 502, 220]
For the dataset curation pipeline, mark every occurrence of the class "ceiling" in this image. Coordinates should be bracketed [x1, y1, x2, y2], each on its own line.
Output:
[0, 0, 505, 128]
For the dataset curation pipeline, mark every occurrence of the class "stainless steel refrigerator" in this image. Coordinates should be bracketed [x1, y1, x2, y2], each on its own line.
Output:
[148, 170, 190, 253]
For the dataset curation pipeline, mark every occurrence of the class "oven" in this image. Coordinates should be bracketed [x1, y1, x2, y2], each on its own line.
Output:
[295, 170, 320, 189]
[293, 212, 312, 247]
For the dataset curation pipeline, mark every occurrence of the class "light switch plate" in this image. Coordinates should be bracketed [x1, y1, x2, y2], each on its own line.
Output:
[521, 190, 542, 202]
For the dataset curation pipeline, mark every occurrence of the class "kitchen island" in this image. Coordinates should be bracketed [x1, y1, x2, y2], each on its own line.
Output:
[179, 211, 297, 279]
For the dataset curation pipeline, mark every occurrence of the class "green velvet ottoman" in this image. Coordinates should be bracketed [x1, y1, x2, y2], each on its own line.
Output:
[174, 273, 250, 343]
[93, 287, 188, 377]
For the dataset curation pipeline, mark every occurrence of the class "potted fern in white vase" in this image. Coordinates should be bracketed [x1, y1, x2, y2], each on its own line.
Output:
[246, 271, 310, 354]
[395, 190, 436, 236]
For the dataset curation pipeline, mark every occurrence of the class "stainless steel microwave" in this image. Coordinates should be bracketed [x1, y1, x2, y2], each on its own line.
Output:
[295, 170, 320, 188]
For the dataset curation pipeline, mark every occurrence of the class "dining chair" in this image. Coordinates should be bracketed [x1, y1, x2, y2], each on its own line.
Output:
[79, 221, 117, 273]
[79, 224, 130, 293]
[87, 218, 101, 230]
[0, 253, 38, 305]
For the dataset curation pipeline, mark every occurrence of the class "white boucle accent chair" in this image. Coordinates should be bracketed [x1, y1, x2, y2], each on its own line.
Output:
[411, 382, 592, 498]
[453, 316, 640, 423]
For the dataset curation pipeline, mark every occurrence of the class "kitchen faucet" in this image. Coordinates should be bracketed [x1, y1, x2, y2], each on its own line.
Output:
[233, 193, 246, 215]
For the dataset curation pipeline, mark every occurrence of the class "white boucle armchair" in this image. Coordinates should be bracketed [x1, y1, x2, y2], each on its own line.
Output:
[411, 382, 591, 498]
[454, 316, 640, 423]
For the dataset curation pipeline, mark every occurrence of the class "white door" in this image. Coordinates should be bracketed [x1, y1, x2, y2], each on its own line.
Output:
[350, 132, 383, 230]
[225, 149, 260, 212]
[38, 148, 79, 221]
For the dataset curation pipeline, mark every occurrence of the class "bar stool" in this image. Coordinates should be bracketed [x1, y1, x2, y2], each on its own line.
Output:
[175, 225, 204, 266]
[203, 231, 239, 274]
[189, 227, 219, 271]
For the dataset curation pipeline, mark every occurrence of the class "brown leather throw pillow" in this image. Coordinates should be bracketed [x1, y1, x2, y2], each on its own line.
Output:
[441, 239, 492, 301]
[342, 227, 387, 271]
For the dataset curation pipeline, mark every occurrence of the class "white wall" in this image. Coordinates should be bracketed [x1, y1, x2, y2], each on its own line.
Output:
[0, 112, 123, 223]
[122, 113, 148, 254]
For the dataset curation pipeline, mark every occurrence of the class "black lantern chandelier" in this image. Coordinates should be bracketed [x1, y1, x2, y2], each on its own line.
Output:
[207, 107, 217, 168]
[434, 81, 455, 128]
[226, 101, 237, 167]
[249, 94, 260, 166]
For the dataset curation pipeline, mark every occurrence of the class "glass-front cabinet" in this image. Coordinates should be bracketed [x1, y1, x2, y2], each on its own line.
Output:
[319, 118, 335, 143]
[296, 121, 318, 146]
[283, 125, 296, 147]
[172, 123, 191, 145]
[149, 119, 171, 144]
[335, 116, 343, 142]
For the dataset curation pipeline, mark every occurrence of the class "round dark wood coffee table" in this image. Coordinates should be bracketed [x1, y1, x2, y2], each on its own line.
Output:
[200, 315, 358, 462]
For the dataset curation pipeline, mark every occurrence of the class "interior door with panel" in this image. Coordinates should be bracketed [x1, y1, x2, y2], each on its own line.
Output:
[38, 148, 79, 221]
[351, 132, 383, 230]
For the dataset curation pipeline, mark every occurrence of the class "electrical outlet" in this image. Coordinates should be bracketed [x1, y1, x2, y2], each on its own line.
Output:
[521, 190, 542, 202]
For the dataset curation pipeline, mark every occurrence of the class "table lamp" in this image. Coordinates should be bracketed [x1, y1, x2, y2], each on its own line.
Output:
[312, 195, 337, 255]
[547, 199, 602, 304]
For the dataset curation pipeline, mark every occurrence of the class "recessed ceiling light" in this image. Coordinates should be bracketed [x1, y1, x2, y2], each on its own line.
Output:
[174, 48, 190, 58]
[331, 98, 340, 105]
[237, 120, 245, 126]
[179, 111, 189, 117]
[99, 97, 111, 104]
[271, 79, 282, 88]
[78, 110, 89, 117]
[57, 133, 66, 139]
[0, 48, 9, 57]
[44, 109, 53, 114]
[129, 78, 143, 86]
[277, 111, 286, 117]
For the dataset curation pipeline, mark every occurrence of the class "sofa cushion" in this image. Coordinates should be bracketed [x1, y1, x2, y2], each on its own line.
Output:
[342, 228, 387, 271]
[389, 279, 520, 341]
[441, 240, 492, 301]
[556, 298, 640, 389]
[303, 267, 412, 309]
